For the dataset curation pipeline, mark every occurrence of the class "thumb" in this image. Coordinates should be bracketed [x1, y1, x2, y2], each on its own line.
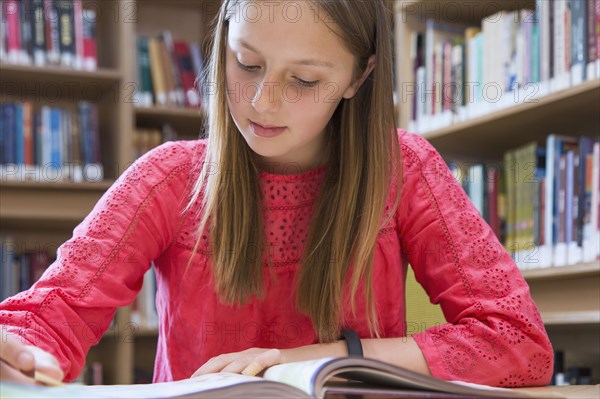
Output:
[27, 346, 64, 382]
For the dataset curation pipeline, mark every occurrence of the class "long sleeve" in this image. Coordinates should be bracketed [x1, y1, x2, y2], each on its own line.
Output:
[0, 141, 197, 381]
[396, 131, 553, 387]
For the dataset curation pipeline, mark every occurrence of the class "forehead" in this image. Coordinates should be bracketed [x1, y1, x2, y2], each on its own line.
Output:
[227, 0, 353, 66]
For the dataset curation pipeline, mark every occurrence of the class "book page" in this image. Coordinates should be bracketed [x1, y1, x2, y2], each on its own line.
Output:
[1, 373, 264, 399]
[263, 357, 335, 396]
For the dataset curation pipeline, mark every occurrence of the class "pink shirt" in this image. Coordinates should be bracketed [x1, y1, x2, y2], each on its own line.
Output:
[0, 130, 553, 386]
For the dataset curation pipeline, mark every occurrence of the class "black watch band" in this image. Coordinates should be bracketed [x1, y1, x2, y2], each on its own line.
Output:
[340, 329, 363, 357]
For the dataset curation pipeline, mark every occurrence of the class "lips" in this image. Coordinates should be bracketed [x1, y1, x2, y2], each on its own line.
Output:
[250, 120, 287, 138]
[251, 120, 285, 129]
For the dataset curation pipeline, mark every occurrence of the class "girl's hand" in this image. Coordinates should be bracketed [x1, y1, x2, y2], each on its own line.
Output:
[191, 348, 286, 377]
[0, 331, 64, 384]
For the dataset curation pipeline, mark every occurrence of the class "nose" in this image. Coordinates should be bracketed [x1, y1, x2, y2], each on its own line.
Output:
[250, 78, 282, 113]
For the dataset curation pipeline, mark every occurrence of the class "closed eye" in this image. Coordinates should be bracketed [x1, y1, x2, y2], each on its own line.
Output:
[237, 60, 320, 88]
[237, 60, 260, 72]
[295, 78, 319, 88]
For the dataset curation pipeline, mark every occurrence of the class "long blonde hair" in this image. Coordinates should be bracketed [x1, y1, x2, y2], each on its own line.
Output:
[187, 0, 401, 342]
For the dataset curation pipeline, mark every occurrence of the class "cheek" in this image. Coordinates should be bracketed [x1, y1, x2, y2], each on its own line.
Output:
[225, 64, 253, 108]
[293, 86, 340, 120]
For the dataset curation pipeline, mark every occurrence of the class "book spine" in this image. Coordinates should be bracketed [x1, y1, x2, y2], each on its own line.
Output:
[442, 41, 451, 113]
[549, 0, 555, 79]
[5, 0, 21, 64]
[1, 237, 16, 301]
[82, 7, 96, 70]
[565, 150, 574, 246]
[596, 0, 600, 65]
[57, 0, 75, 67]
[158, 38, 178, 106]
[14, 103, 24, 165]
[138, 36, 154, 106]
[40, 105, 51, 168]
[554, 0, 566, 77]
[19, 253, 30, 292]
[173, 40, 200, 108]
[0, 1, 5, 62]
[504, 149, 515, 251]
[78, 101, 90, 165]
[592, 142, 600, 260]
[570, 0, 587, 83]
[4, 104, 15, 165]
[544, 135, 556, 249]
[160, 31, 185, 107]
[564, 0, 572, 73]
[0, 104, 5, 165]
[539, 0, 549, 82]
[20, 0, 34, 64]
[33, 109, 40, 167]
[23, 101, 34, 166]
[32, 0, 45, 66]
[558, 154, 567, 247]
[62, 109, 71, 173]
[148, 37, 167, 106]
[73, 0, 83, 69]
[44, 0, 60, 65]
[89, 102, 100, 165]
[49, 107, 61, 171]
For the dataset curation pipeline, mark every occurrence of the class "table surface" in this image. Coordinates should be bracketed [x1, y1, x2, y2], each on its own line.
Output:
[514, 384, 600, 399]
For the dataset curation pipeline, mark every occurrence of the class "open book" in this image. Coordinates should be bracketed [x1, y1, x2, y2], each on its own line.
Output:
[2, 357, 563, 399]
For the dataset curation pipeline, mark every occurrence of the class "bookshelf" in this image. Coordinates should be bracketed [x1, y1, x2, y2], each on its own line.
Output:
[394, 0, 600, 384]
[0, 0, 218, 385]
[1, 0, 598, 386]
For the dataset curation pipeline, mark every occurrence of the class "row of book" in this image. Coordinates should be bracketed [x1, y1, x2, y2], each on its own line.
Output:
[0, 238, 53, 301]
[409, 0, 600, 133]
[0, 101, 104, 183]
[132, 124, 179, 160]
[0, 0, 97, 70]
[451, 134, 600, 270]
[135, 33, 204, 109]
[73, 361, 104, 386]
[130, 265, 158, 331]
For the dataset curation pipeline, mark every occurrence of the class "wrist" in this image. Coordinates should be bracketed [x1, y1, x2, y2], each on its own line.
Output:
[339, 329, 363, 357]
[280, 341, 347, 364]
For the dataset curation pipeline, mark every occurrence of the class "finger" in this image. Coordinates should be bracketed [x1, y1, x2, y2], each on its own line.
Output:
[241, 361, 264, 376]
[192, 354, 234, 377]
[0, 332, 35, 372]
[220, 360, 250, 374]
[241, 349, 281, 376]
[0, 360, 36, 385]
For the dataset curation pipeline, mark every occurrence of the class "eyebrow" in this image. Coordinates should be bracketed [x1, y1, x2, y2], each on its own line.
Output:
[234, 38, 335, 68]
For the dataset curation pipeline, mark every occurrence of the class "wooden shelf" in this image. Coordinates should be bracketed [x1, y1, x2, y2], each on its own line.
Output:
[400, 0, 535, 24]
[135, 106, 206, 137]
[421, 79, 600, 160]
[0, 180, 113, 227]
[542, 311, 600, 325]
[521, 262, 600, 281]
[0, 63, 122, 97]
[102, 326, 157, 340]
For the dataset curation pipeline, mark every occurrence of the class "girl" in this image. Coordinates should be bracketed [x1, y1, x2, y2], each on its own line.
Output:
[0, 0, 553, 387]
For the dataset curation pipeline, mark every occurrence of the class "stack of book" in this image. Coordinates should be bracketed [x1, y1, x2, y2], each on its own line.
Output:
[135, 32, 205, 109]
[0, 0, 97, 70]
[409, 0, 600, 133]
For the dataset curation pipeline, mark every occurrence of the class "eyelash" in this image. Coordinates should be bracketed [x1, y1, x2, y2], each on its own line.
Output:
[236, 60, 320, 88]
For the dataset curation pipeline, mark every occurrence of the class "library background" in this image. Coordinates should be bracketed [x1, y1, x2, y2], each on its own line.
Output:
[0, 0, 599, 387]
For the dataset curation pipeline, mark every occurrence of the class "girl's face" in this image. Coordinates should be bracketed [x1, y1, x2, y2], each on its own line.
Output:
[225, 0, 367, 174]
